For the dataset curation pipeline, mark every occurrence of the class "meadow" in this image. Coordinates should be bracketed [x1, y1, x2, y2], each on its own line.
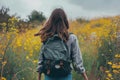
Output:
[0, 16, 120, 80]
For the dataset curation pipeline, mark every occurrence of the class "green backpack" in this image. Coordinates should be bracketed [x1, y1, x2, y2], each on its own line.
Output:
[40, 33, 72, 77]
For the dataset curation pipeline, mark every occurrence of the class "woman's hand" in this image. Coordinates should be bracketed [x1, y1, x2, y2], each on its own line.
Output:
[84, 77, 88, 80]
[38, 73, 41, 80]
[81, 72, 88, 80]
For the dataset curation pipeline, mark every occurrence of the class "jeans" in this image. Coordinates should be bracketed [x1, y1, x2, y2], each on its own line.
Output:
[44, 73, 72, 80]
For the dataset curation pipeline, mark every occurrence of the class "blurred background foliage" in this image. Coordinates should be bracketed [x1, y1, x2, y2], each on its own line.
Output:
[0, 6, 120, 80]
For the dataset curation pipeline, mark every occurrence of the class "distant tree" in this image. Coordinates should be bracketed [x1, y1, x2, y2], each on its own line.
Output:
[76, 18, 89, 23]
[28, 10, 46, 23]
[0, 6, 10, 32]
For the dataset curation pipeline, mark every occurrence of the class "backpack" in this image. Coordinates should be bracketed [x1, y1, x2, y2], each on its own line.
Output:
[40, 33, 72, 77]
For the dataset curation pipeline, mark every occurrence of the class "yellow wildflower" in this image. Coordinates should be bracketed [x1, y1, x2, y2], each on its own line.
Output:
[115, 54, 119, 58]
[112, 64, 117, 68]
[113, 70, 119, 74]
[0, 58, 2, 60]
[118, 55, 120, 58]
[29, 53, 33, 57]
[107, 73, 112, 78]
[1, 77, 6, 80]
[33, 60, 38, 63]
[1, 51, 4, 55]
[107, 62, 112, 65]
[26, 56, 29, 60]
[117, 65, 120, 69]
[106, 77, 110, 80]
[105, 70, 110, 73]
[24, 47, 27, 50]
[2, 61, 7, 66]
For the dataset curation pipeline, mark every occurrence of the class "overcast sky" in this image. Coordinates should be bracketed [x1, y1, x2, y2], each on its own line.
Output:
[0, 0, 120, 20]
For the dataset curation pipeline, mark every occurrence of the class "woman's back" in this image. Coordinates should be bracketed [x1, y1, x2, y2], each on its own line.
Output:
[35, 8, 88, 80]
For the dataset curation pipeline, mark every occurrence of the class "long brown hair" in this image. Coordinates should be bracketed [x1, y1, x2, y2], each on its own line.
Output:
[35, 8, 69, 43]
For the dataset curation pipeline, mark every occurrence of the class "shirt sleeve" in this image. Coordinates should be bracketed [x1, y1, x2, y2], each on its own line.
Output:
[36, 43, 44, 73]
[71, 34, 85, 74]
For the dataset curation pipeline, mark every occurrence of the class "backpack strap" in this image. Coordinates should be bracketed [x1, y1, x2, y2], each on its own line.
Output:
[64, 32, 73, 62]
[69, 32, 73, 35]
[43, 34, 60, 45]
[68, 32, 74, 61]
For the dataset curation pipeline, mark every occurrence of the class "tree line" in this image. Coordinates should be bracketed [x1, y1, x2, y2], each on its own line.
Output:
[0, 6, 46, 32]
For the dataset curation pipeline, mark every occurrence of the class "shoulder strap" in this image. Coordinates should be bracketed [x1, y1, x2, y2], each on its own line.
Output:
[69, 32, 73, 34]
[69, 32, 73, 36]
[43, 34, 61, 45]
[43, 32, 73, 45]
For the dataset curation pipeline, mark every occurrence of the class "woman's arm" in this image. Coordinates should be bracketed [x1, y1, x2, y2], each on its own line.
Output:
[70, 34, 88, 80]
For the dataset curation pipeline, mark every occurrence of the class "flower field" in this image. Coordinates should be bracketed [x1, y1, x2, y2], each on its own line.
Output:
[0, 16, 120, 80]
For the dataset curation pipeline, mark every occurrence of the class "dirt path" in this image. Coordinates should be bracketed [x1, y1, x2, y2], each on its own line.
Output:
[88, 61, 101, 80]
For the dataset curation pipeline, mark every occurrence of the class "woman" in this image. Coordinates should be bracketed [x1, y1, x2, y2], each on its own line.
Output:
[35, 8, 88, 80]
